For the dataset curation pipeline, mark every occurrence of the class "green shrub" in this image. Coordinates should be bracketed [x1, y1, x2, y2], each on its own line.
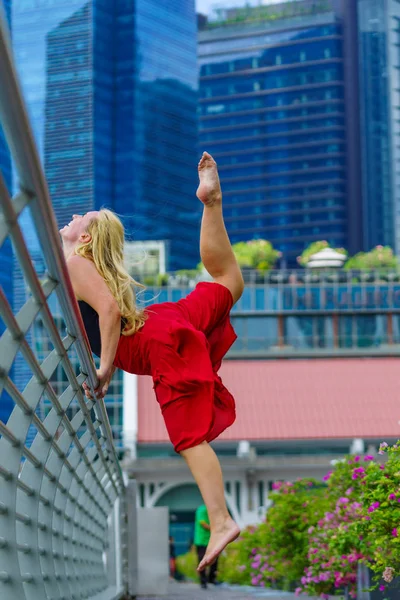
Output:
[344, 245, 398, 271]
[219, 480, 330, 589]
[175, 547, 198, 582]
[219, 444, 400, 597]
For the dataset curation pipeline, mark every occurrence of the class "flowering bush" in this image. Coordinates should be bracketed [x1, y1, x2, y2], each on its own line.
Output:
[219, 442, 400, 597]
[219, 479, 330, 589]
[298, 494, 365, 598]
[344, 245, 398, 270]
[299, 444, 400, 597]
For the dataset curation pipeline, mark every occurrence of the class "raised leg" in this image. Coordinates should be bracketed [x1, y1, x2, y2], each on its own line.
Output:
[180, 153, 243, 571]
[197, 152, 244, 304]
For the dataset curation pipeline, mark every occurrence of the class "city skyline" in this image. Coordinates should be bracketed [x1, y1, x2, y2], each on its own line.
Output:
[198, 0, 356, 266]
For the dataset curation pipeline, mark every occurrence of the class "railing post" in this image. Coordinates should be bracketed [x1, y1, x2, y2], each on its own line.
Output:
[126, 481, 139, 598]
[357, 563, 371, 600]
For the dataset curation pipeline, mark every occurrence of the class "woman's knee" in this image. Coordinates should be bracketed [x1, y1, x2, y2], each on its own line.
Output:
[214, 270, 244, 304]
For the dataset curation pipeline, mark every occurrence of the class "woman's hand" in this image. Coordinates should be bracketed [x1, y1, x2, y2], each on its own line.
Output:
[83, 367, 115, 400]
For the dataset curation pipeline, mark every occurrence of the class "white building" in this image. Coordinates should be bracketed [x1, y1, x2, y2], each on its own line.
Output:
[121, 358, 397, 555]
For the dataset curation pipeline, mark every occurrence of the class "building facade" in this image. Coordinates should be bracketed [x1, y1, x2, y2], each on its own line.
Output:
[37, 0, 200, 270]
[0, 0, 14, 424]
[145, 270, 400, 356]
[198, 0, 365, 267]
[0, 0, 12, 310]
[357, 0, 400, 252]
[11, 0, 199, 445]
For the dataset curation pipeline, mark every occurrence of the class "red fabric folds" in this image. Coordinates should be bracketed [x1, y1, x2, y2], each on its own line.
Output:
[113, 282, 237, 452]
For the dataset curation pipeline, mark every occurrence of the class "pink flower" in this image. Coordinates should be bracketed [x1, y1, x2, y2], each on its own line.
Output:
[392, 528, 398, 537]
[379, 442, 388, 455]
[389, 494, 397, 501]
[323, 471, 333, 481]
[379, 585, 385, 592]
[368, 502, 380, 513]
[383, 567, 395, 583]
[295, 587, 302, 596]
[352, 467, 366, 480]
[338, 497, 350, 505]
[364, 455, 374, 461]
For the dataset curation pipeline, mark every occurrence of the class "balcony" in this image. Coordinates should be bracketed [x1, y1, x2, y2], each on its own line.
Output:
[138, 269, 400, 358]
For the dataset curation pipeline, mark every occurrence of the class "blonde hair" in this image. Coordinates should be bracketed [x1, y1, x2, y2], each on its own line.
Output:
[75, 209, 146, 336]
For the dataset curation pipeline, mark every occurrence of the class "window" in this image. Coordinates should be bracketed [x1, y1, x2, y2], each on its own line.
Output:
[300, 51, 306, 62]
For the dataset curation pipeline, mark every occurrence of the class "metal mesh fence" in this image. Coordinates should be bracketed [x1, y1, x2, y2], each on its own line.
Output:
[0, 4, 130, 599]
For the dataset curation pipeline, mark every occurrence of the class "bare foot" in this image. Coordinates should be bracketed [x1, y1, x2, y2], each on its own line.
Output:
[197, 518, 240, 572]
[196, 151, 222, 207]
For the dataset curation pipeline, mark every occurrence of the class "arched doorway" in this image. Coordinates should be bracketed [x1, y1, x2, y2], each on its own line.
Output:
[155, 483, 202, 556]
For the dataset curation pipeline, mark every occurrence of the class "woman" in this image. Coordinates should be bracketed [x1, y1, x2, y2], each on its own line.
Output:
[60, 152, 244, 571]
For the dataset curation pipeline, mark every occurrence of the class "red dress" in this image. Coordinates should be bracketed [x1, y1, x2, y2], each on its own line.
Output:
[113, 282, 237, 453]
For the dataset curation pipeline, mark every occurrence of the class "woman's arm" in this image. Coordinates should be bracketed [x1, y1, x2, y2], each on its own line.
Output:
[66, 255, 121, 380]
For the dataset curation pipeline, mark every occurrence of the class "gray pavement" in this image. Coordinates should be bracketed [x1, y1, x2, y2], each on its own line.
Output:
[138, 581, 298, 600]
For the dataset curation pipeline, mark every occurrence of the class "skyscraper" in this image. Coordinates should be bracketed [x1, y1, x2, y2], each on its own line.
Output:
[41, 0, 199, 270]
[357, 0, 400, 252]
[0, 0, 13, 311]
[198, 0, 363, 266]
[0, 0, 15, 426]
[12, 0, 199, 447]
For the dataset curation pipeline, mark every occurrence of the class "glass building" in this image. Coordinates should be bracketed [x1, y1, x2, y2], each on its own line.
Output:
[0, 0, 12, 312]
[13, 0, 198, 264]
[357, 0, 400, 253]
[40, 0, 200, 270]
[11, 0, 198, 447]
[0, 0, 14, 424]
[0, 0, 13, 310]
[198, 0, 363, 266]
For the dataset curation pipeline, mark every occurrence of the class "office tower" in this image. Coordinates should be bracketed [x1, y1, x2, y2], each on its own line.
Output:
[198, 0, 363, 266]
[12, 0, 198, 447]
[0, 0, 14, 424]
[14, 0, 199, 269]
[357, 0, 400, 252]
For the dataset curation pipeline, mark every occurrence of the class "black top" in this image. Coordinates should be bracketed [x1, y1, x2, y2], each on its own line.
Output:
[78, 301, 102, 357]
[78, 301, 127, 357]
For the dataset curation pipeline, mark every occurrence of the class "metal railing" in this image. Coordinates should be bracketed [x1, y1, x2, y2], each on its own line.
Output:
[0, 5, 135, 599]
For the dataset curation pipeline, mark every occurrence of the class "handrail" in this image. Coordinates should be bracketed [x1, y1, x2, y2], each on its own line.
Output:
[0, 1, 124, 488]
[0, 3, 131, 598]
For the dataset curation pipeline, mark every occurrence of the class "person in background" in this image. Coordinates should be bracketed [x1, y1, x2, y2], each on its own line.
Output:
[194, 504, 219, 589]
[169, 536, 176, 580]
